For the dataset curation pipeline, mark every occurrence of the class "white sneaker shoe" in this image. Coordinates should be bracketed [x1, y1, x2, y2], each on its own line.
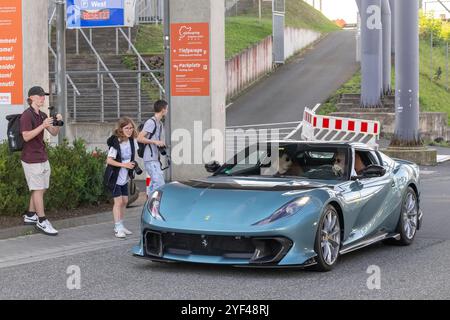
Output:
[114, 228, 126, 239]
[121, 226, 133, 235]
[23, 213, 38, 225]
[36, 219, 58, 236]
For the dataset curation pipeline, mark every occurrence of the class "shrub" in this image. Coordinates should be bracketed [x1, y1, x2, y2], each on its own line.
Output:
[419, 12, 449, 44]
[0, 139, 109, 216]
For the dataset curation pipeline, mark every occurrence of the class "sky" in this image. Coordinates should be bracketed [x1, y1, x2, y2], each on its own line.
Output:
[304, 0, 359, 24]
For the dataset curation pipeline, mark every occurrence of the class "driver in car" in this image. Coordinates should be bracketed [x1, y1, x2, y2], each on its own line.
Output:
[333, 151, 346, 177]
[354, 152, 366, 175]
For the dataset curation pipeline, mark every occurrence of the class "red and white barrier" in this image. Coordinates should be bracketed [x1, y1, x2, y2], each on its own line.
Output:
[146, 175, 151, 194]
[301, 107, 380, 145]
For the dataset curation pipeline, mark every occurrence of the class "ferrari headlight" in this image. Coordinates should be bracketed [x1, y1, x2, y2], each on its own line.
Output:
[253, 197, 310, 226]
[147, 191, 165, 221]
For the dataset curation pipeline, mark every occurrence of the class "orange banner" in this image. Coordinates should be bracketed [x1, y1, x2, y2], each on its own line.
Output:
[0, 0, 23, 105]
[171, 23, 210, 96]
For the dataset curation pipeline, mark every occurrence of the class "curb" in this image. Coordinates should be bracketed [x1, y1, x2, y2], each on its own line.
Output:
[0, 198, 146, 241]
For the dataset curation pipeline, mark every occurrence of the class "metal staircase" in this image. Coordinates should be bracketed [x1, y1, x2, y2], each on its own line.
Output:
[48, 1, 164, 124]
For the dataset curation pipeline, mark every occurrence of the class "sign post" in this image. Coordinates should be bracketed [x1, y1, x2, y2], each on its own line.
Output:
[170, 23, 210, 97]
[56, 0, 67, 143]
[168, 0, 225, 181]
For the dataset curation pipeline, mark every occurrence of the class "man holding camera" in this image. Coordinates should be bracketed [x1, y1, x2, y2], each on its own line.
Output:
[20, 86, 62, 236]
[137, 100, 168, 196]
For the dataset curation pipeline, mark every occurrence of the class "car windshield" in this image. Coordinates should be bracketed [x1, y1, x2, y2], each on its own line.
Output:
[216, 143, 350, 180]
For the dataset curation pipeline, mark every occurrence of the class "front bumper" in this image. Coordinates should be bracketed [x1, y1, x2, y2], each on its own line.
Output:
[132, 227, 318, 267]
[141, 229, 293, 264]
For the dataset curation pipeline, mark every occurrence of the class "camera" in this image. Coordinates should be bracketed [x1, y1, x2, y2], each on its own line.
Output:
[158, 146, 167, 156]
[48, 106, 64, 127]
[133, 162, 143, 175]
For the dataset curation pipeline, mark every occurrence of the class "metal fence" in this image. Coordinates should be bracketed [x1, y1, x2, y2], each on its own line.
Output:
[225, 0, 274, 18]
[136, 0, 164, 24]
[425, 33, 450, 91]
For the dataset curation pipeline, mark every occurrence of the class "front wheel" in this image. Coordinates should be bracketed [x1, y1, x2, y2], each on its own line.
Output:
[395, 187, 419, 245]
[313, 205, 341, 272]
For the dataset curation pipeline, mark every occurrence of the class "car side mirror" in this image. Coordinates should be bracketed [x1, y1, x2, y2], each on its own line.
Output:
[205, 160, 221, 173]
[361, 164, 386, 177]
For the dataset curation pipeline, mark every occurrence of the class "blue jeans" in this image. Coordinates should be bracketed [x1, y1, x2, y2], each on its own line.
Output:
[145, 161, 165, 196]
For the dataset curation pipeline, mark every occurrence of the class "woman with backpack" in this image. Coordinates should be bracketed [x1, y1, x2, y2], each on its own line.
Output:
[104, 117, 140, 238]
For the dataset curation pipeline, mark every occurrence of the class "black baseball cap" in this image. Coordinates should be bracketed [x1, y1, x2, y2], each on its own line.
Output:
[28, 86, 49, 97]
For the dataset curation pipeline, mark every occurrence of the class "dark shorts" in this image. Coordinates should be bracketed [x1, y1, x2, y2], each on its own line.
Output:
[112, 183, 128, 198]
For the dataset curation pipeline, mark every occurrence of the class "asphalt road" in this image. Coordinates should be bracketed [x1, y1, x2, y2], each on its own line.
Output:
[1, 162, 450, 300]
[226, 30, 359, 127]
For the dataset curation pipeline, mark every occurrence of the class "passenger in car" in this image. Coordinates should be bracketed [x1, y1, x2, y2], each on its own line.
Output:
[354, 152, 366, 175]
[278, 151, 305, 176]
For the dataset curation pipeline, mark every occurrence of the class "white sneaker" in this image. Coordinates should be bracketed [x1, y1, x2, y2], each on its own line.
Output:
[36, 219, 58, 236]
[23, 213, 38, 225]
[121, 226, 133, 235]
[114, 228, 126, 239]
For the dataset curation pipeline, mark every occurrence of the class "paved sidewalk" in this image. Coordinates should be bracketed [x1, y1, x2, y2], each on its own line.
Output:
[0, 206, 141, 269]
[0, 191, 147, 240]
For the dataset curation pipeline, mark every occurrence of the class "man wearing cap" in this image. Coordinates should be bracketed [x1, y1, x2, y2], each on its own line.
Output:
[20, 86, 62, 236]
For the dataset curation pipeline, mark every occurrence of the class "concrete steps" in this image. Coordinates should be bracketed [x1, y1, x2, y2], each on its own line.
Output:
[336, 93, 395, 111]
[49, 28, 159, 123]
[50, 28, 137, 55]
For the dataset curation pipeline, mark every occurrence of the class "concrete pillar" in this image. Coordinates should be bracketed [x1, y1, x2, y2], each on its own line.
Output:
[0, 0, 49, 141]
[273, 0, 285, 63]
[391, 0, 420, 145]
[356, 14, 361, 62]
[169, 0, 226, 180]
[381, 0, 391, 94]
[389, 0, 395, 54]
[359, 0, 383, 107]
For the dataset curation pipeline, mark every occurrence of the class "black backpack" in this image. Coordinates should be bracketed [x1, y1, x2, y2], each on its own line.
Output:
[137, 118, 157, 158]
[5, 108, 37, 152]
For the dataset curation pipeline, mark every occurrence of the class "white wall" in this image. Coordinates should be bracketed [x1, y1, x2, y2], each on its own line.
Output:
[284, 27, 321, 59]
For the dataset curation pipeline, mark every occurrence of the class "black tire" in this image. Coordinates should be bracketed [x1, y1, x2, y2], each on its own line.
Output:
[393, 187, 419, 246]
[313, 205, 341, 272]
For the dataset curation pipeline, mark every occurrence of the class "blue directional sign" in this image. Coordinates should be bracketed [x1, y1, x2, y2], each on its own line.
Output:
[66, 0, 125, 28]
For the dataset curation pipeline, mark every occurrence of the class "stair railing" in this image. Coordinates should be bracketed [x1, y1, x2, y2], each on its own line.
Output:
[48, 44, 81, 121]
[79, 29, 121, 122]
[48, 5, 56, 46]
[117, 27, 165, 122]
[66, 74, 81, 122]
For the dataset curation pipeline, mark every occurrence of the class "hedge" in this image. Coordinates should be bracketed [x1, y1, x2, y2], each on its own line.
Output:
[0, 139, 109, 216]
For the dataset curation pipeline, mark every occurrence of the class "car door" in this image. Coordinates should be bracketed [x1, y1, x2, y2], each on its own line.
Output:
[334, 147, 365, 244]
[336, 179, 364, 243]
[350, 149, 395, 239]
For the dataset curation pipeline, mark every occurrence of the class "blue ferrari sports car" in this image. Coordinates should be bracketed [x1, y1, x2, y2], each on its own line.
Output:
[133, 141, 423, 271]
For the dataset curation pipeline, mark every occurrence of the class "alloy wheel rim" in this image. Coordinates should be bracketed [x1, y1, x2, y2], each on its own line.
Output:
[403, 191, 418, 240]
[321, 210, 341, 265]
